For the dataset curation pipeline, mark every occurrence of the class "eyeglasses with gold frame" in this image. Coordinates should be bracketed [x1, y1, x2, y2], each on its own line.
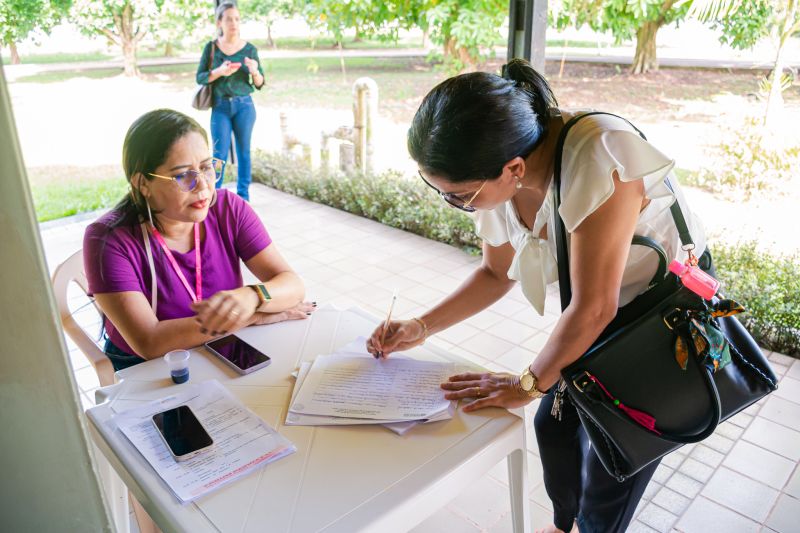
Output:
[417, 170, 488, 213]
[148, 157, 225, 192]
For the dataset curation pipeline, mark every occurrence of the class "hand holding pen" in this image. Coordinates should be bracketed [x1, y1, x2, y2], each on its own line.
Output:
[366, 290, 429, 358]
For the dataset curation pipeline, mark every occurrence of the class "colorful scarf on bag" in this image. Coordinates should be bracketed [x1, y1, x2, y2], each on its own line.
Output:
[672, 299, 746, 372]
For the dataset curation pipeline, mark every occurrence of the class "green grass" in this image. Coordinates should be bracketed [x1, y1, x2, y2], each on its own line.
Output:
[32, 178, 128, 222]
[1, 51, 113, 64]
[1, 45, 189, 66]
[490, 37, 611, 48]
[3, 36, 615, 68]
[257, 35, 423, 50]
[546, 38, 614, 48]
[256, 56, 441, 108]
[16, 67, 122, 84]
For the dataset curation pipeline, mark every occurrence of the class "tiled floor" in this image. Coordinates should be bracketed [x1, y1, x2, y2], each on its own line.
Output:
[42, 184, 800, 533]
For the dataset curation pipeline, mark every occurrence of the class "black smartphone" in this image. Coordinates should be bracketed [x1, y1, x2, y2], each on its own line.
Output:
[152, 405, 213, 461]
[205, 334, 272, 375]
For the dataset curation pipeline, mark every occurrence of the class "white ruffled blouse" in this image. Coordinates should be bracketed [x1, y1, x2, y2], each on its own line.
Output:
[473, 110, 706, 315]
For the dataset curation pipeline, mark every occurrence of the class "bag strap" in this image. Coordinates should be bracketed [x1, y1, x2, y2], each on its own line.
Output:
[209, 40, 215, 69]
[554, 112, 723, 442]
[630, 235, 667, 289]
[140, 222, 158, 315]
[553, 111, 694, 311]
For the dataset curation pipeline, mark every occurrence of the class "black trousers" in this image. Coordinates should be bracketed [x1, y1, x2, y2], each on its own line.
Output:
[534, 390, 660, 533]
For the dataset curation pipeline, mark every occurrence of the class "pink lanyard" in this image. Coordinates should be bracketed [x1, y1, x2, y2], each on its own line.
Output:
[150, 223, 202, 302]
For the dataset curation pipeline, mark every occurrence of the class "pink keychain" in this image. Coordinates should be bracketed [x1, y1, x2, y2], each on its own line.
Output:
[668, 250, 719, 300]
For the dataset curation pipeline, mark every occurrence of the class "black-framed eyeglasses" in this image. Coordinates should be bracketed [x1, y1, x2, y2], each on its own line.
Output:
[417, 170, 488, 213]
[148, 157, 225, 192]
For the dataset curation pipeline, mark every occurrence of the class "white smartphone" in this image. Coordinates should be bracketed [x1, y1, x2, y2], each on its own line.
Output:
[152, 405, 214, 462]
[205, 334, 272, 375]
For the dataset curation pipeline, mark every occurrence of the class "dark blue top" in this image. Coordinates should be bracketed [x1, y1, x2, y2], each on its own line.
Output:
[196, 40, 264, 98]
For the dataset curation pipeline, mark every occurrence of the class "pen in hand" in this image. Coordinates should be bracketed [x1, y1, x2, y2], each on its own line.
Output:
[377, 289, 398, 359]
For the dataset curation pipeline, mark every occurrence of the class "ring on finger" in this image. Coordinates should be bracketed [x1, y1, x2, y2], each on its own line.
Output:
[473, 387, 483, 398]
[230, 309, 241, 317]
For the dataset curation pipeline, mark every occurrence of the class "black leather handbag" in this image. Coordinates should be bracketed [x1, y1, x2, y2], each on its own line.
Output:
[192, 41, 216, 111]
[553, 112, 778, 482]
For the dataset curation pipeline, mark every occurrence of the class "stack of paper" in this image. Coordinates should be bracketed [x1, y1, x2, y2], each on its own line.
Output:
[114, 380, 295, 503]
[286, 338, 457, 435]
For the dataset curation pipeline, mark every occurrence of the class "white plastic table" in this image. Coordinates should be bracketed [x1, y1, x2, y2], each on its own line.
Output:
[85, 306, 530, 533]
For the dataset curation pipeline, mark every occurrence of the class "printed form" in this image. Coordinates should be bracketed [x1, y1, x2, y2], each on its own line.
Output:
[289, 354, 454, 421]
[114, 380, 295, 503]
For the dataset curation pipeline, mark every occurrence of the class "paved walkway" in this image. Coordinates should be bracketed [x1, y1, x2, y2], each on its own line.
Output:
[44, 184, 800, 533]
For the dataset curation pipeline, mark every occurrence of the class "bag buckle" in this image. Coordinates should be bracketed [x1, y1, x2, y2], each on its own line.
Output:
[663, 308, 683, 330]
[573, 371, 592, 393]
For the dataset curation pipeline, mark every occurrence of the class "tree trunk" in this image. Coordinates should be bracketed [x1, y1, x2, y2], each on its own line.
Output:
[764, 44, 786, 130]
[443, 36, 477, 72]
[267, 23, 275, 49]
[764, 0, 798, 130]
[338, 40, 347, 83]
[9, 42, 21, 65]
[164, 42, 175, 57]
[631, 21, 659, 74]
[443, 36, 454, 60]
[118, 3, 139, 77]
[122, 38, 138, 76]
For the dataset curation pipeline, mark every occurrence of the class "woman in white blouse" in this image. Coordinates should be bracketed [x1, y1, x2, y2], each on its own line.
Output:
[367, 59, 705, 533]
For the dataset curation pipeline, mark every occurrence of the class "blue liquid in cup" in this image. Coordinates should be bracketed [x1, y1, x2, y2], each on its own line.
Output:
[171, 367, 190, 384]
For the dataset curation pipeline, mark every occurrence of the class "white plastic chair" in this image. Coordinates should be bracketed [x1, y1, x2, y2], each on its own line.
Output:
[51, 249, 114, 387]
[52, 249, 160, 533]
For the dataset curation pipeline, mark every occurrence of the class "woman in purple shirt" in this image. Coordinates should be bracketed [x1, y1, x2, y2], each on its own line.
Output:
[84, 109, 314, 371]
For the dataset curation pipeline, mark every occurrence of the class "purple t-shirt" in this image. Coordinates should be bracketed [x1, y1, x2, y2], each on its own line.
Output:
[83, 189, 272, 356]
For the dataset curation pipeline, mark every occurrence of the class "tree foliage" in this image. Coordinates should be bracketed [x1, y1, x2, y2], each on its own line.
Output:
[71, 0, 164, 75]
[240, 0, 296, 47]
[156, 0, 211, 57]
[296, 0, 421, 44]
[425, 0, 507, 71]
[691, 0, 800, 128]
[552, 0, 691, 73]
[294, 0, 506, 71]
[0, 0, 72, 63]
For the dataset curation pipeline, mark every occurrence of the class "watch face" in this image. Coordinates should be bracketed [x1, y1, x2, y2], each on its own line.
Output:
[520, 373, 534, 391]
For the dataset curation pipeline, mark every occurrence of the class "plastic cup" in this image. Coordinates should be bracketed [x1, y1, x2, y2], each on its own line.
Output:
[164, 350, 191, 384]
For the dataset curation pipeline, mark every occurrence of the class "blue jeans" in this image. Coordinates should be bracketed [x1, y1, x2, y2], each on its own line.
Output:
[104, 337, 145, 372]
[211, 95, 256, 201]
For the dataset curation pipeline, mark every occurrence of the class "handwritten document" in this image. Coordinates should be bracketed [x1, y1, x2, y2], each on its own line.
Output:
[115, 380, 295, 503]
[289, 354, 455, 421]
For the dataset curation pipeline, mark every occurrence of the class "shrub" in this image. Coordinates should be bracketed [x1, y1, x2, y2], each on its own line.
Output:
[711, 241, 800, 357]
[252, 151, 798, 356]
[252, 151, 481, 253]
[690, 117, 800, 200]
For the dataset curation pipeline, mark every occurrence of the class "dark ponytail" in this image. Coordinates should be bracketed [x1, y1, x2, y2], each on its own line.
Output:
[408, 58, 557, 183]
[502, 58, 558, 138]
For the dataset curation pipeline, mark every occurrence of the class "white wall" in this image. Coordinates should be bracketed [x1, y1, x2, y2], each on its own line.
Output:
[0, 60, 112, 532]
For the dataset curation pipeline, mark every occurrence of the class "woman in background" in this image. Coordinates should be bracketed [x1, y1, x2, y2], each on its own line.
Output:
[196, 1, 264, 201]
